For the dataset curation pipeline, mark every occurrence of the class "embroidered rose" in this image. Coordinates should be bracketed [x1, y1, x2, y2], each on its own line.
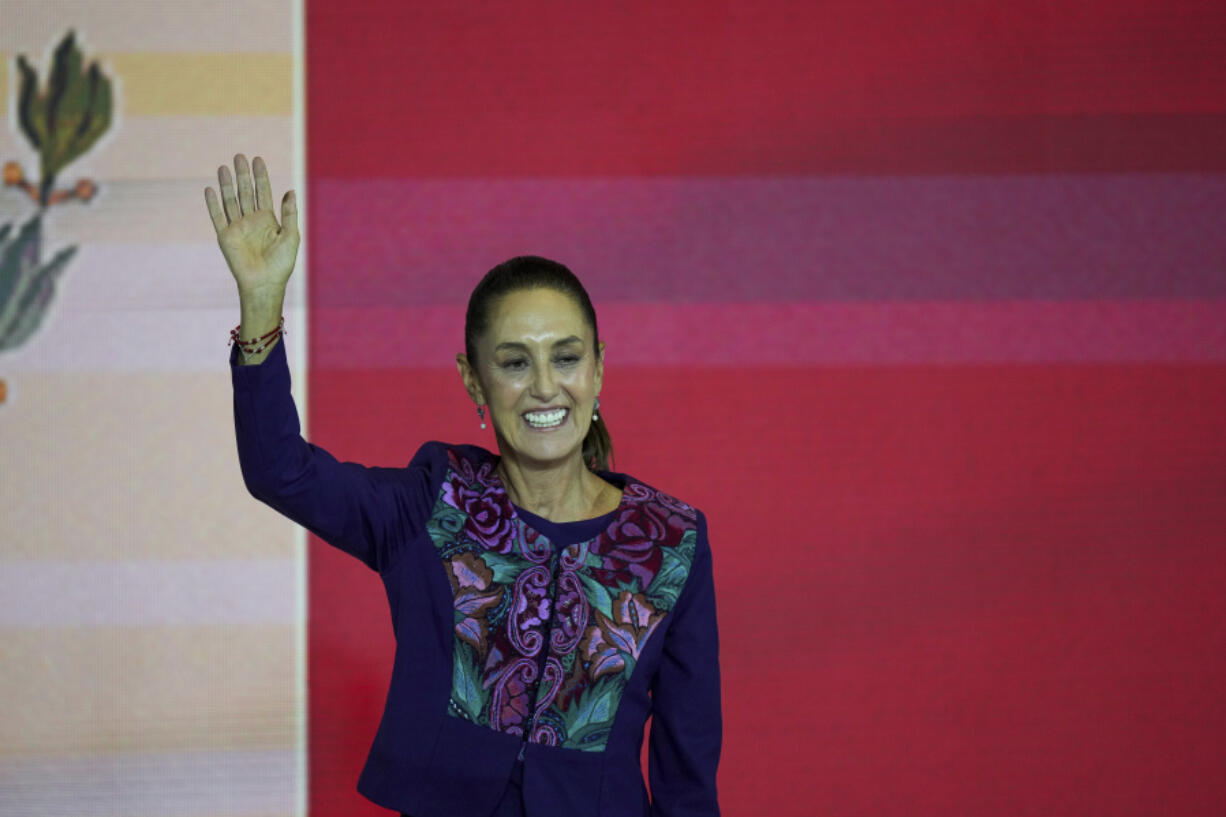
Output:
[595, 506, 665, 588]
[442, 475, 515, 553]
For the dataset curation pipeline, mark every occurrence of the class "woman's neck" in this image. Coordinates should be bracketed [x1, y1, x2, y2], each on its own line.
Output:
[497, 451, 618, 522]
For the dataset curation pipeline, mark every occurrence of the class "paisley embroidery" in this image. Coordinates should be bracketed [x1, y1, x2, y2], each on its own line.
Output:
[428, 448, 697, 751]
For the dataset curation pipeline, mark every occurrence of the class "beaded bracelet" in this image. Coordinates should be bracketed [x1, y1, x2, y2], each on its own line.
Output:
[229, 317, 285, 362]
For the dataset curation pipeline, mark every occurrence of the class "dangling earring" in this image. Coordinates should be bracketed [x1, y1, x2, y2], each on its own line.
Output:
[593, 397, 600, 422]
[477, 405, 486, 430]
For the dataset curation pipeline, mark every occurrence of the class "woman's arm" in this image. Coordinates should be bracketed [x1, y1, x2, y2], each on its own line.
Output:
[210, 155, 432, 570]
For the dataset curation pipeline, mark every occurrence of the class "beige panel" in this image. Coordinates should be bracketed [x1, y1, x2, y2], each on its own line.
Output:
[0, 115, 293, 183]
[0, 372, 298, 561]
[0, 52, 292, 117]
[0, 0, 294, 53]
[0, 625, 296, 755]
[88, 115, 292, 182]
[0, 177, 297, 246]
[111, 53, 293, 116]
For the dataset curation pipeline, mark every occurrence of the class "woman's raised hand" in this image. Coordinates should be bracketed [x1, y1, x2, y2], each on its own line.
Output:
[205, 154, 299, 296]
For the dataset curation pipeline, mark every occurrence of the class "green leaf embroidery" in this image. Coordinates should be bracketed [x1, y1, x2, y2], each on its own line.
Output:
[644, 532, 696, 612]
[577, 570, 615, 620]
[449, 641, 487, 724]
[560, 677, 624, 751]
[480, 550, 527, 584]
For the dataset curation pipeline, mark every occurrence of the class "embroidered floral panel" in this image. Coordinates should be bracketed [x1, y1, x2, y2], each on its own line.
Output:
[426, 450, 697, 752]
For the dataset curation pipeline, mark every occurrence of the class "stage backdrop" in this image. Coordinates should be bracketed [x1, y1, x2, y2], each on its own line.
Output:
[304, 2, 1225, 817]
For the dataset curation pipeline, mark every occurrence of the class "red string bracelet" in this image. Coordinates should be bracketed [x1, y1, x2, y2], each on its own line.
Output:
[229, 317, 285, 361]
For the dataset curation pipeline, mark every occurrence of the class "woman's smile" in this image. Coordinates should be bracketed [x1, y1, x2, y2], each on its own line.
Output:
[523, 407, 569, 429]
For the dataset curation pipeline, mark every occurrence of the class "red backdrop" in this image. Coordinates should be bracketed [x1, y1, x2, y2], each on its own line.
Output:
[304, 2, 1226, 814]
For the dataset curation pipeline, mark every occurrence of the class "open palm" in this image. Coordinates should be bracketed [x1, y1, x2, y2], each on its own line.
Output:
[205, 154, 299, 294]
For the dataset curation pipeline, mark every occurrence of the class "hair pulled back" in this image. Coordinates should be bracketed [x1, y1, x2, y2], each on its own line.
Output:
[464, 256, 613, 471]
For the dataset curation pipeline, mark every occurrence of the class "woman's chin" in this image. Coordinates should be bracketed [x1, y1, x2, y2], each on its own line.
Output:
[502, 432, 584, 467]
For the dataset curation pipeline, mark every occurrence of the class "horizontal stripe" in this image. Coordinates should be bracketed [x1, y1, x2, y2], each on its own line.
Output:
[111, 53, 293, 116]
[0, 560, 298, 628]
[0, 178, 297, 245]
[0, 115, 295, 182]
[0, 626, 296, 754]
[0, 52, 292, 117]
[0, 749, 295, 816]
[309, 300, 1226, 368]
[310, 175, 1226, 305]
[309, 1, 1226, 175]
[15, 286, 1183, 377]
[8, 243, 298, 313]
[315, 112, 1226, 177]
[0, 306, 305, 373]
[0, 0, 294, 53]
[0, 372, 300, 559]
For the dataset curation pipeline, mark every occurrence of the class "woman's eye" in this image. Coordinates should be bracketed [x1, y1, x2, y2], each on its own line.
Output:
[502, 359, 529, 371]
[555, 355, 580, 366]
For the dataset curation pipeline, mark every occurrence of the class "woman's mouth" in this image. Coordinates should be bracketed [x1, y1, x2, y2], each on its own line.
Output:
[523, 408, 568, 429]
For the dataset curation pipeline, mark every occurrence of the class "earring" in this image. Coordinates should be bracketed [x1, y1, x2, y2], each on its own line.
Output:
[593, 397, 600, 422]
[477, 405, 486, 430]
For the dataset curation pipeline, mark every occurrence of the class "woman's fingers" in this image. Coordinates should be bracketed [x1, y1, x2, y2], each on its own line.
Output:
[218, 163, 240, 222]
[252, 156, 274, 212]
[234, 154, 256, 214]
[204, 186, 227, 233]
[280, 190, 299, 239]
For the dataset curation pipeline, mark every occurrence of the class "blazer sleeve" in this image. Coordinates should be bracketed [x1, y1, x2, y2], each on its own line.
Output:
[648, 510, 722, 817]
[231, 340, 434, 572]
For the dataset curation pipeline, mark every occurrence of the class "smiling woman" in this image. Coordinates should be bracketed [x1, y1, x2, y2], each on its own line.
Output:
[207, 156, 721, 817]
[457, 259, 621, 523]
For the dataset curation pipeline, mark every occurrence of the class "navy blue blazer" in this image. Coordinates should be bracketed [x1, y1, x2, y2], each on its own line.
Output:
[232, 341, 721, 816]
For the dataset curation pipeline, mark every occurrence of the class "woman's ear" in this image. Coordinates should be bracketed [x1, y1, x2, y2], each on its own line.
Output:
[594, 341, 605, 394]
[456, 353, 484, 405]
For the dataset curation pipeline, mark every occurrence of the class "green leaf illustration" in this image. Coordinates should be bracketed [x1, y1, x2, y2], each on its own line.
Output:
[0, 216, 75, 352]
[16, 57, 46, 152]
[16, 31, 113, 202]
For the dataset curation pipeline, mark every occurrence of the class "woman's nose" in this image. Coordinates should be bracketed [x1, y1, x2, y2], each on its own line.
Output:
[530, 365, 557, 398]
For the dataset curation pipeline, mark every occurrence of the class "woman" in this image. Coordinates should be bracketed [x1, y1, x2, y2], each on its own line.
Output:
[206, 155, 721, 816]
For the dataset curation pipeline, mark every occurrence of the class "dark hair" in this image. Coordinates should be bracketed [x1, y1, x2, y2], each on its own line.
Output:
[464, 255, 613, 471]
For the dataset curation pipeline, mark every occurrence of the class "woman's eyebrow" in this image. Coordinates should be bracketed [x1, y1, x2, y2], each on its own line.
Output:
[493, 336, 583, 353]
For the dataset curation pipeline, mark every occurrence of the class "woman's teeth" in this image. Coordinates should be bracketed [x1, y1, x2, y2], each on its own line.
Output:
[524, 408, 567, 428]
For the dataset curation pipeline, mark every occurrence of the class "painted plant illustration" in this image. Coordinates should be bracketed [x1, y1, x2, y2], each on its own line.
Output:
[1, 30, 113, 404]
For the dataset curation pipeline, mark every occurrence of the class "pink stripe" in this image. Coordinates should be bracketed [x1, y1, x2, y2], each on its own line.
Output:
[309, 176, 1226, 306]
[309, 299, 1226, 368]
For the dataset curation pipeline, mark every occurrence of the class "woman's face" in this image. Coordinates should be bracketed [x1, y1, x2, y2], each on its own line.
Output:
[460, 287, 603, 468]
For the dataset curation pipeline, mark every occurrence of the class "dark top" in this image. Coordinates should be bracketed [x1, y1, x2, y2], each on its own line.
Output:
[232, 340, 721, 816]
